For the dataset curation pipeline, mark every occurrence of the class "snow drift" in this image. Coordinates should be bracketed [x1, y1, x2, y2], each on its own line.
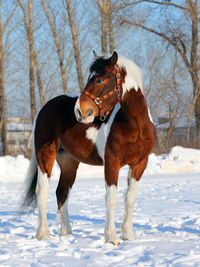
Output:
[0, 146, 200, 182]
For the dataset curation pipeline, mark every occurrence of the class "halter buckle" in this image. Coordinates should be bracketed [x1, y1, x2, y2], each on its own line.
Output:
[100, 114, 106, 121]
[95, 97, 102, 105]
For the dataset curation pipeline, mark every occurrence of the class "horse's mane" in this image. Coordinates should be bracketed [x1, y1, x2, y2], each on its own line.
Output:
[117, 56, 143, 96]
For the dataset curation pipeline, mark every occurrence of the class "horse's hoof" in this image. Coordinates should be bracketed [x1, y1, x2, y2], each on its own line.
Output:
[36, 233, 50, 240]
[112, 241, 120, 246]
[121, 233, 134, 241]
[59, 231, 72, 236]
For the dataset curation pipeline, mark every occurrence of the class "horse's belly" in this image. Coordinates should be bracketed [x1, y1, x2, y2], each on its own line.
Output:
[60, 128, 103, 166]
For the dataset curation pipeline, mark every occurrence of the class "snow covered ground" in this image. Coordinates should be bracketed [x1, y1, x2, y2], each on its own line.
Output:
[0, 146, 200, 266]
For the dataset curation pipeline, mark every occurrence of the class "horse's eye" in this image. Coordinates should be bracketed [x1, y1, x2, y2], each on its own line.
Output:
[96, 79, 102, 84]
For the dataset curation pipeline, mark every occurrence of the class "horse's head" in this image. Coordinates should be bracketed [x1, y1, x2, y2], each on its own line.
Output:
[74, 51, 121, 124]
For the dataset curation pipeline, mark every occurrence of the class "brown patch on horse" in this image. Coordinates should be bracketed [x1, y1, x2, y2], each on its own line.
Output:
[60, 123, 103, 166]
[36, 141, 57, 177]
[130, 157, 149, 181]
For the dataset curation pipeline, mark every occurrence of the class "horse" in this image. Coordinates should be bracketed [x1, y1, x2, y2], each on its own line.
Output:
[23, 51, 156, 245]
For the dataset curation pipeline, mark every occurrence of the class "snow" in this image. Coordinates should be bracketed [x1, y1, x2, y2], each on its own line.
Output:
[0, 146, 200, 266]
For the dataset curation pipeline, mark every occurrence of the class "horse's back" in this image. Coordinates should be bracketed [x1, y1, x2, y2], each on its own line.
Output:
[34, 95, 78, 150]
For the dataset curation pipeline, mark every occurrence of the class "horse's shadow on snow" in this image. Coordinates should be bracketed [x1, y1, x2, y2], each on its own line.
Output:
[1, 211, 200, 239]
[69, 215, 200, 236]
[156, 224, 200, 235]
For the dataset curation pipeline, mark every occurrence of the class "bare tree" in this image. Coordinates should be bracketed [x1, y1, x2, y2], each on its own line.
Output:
[0, 0, 22, 155]
[29, 0, 37, 122]
[20, 2, 44, 107]
[120, 0, 200, 136]
[65, 0, 84, 91]
[98, 0, 115, 54]
[0, 10, 6, 154]
[108, 0, 114, 53]
[42, 0, 68, 94]
[98, 0, 109, 53]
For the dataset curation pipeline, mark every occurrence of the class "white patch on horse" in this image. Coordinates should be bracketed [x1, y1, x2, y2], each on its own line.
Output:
[117, 56, 143, 97]
[105, 184, 119, 243]
[148, 108, 154, 123]
[74, 97, 80, 114]
[88, 71, 97, 80]
[121, 168, 139, 240]
[86, 103, 120, 161]
[86, 126, 98, 143]
[74, 96, 82, 122]
[57, 194, 72, 236]
[35, 168, 50, 240]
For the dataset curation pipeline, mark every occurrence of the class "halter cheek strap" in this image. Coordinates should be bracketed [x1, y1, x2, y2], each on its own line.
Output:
[81, 64, 121, 121]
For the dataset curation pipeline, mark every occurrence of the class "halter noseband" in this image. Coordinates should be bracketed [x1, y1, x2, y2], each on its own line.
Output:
[81, 64, 121, 121]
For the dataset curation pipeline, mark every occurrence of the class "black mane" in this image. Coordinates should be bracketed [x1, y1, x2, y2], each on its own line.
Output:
[90, 56, 110, 74]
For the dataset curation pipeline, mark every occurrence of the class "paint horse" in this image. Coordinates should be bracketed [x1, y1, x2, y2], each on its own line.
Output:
[23, 51, 156, 245]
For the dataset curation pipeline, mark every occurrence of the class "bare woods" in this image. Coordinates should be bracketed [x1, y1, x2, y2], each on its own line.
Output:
[0, 0, 199, 155]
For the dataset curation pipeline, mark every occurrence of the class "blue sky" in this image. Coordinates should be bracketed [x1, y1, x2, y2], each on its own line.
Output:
[1, 0, 196, 121]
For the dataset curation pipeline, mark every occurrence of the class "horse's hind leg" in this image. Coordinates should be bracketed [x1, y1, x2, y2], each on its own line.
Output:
[56, 151, 79, 236]
[35, 141, 57, 240]
[121, 157, 148, 240]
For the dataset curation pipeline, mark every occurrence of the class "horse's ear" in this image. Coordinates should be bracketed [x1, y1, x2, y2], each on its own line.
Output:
[110, 51, 118, 66]
[93, 50, 99, 58]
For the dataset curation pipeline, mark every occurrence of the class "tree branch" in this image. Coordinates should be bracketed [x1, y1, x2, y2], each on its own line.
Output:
[2, 0, 22, 34]
[118, 0, 189, 12]
[122, 18, 191, 71]
[42, 0, 68, 93]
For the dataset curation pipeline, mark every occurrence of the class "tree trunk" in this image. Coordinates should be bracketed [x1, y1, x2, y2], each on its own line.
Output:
[194, 94, 200, 137]
[0, 10, 8, 155]
[28, 0, 36, 122]
[190, 0, 200, 137]
[42, 0, 68, 94]
[98, 0, 108, 54]
[65, 0, 84, 91]
[192, 76, 200, 137]
[20, 3, 44, 107]
[34, 52, 44, 106]
[108, 0, 114, 53]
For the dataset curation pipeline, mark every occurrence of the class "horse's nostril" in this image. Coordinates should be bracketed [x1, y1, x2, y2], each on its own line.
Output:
[76, 108, 83, 122]
[77, 108, 82, 117]
[87, 109, 93, 117]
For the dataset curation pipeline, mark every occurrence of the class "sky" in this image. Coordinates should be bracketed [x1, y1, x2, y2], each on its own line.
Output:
[1, 0, 196, 123]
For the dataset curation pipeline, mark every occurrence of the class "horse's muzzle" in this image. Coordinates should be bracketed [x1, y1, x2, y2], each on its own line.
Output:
[75, 106, 95, 124]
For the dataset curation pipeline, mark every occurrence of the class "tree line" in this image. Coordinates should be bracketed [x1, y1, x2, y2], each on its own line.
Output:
[0, 0, 199, 155]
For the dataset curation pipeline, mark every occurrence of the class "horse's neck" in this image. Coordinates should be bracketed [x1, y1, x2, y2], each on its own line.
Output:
[120, 88, 148, 119]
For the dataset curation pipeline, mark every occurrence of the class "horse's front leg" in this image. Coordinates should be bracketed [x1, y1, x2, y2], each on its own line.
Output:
[104, 158, 120, 245]
[121, 168, 139, 240]
[121, 158, 148, 240]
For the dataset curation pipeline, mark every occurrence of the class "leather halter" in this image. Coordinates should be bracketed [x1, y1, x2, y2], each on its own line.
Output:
[81, 64, 121, 121]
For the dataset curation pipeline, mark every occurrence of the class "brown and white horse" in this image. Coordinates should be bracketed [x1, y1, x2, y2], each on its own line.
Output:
[23, 51, 156, 245]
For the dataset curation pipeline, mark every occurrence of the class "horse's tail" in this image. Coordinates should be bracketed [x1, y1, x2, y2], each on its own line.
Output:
[22, 150, 38, 210]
